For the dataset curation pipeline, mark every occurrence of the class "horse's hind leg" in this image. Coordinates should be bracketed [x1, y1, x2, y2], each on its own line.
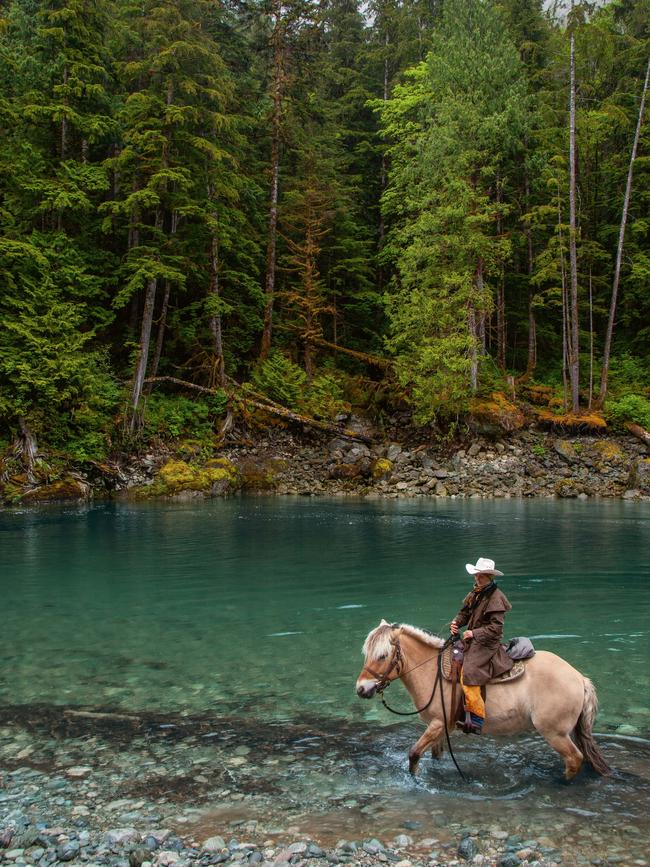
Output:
[431, 737, 444, 760]
[541, 731, 583, 780]
[409, 720, 443, 775]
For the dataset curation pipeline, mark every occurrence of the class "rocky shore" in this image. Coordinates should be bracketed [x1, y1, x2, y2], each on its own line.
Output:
[2, 421, 650, 506]
[1, 709, 644, 867]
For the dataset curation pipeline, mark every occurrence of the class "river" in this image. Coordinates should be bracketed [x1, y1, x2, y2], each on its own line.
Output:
[1, 498, 649, 863]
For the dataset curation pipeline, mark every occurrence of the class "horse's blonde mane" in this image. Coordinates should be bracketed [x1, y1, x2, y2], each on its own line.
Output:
[362, 620, 444, 660]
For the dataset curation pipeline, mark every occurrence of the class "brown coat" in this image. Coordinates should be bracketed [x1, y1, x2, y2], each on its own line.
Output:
[454, 583, 513, 685]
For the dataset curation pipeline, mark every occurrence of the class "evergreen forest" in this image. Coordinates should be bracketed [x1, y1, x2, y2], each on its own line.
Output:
[1, 0, 650, 461]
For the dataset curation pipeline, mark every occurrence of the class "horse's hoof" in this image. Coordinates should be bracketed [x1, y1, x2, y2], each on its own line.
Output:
[408, 756, 420, 776]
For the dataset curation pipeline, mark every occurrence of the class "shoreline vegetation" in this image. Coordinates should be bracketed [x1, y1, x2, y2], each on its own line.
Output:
[1, 402, 649, 506]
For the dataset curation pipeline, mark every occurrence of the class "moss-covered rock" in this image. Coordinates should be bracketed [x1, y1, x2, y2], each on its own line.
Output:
[134, 458, 240, 499]
[237, 457, 286, 491]
[553, 439, 578, 464]
[371, 457, 393, 480]
[20, 477, 89, 503]
[589, 440, 625, 461]
[587, 440, 626, 472]
[554, 478, 586, 498]
[468, 392, 524, 436]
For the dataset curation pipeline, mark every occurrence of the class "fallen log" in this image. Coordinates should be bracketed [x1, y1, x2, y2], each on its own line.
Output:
[625, 421, 650, 449]
[313, 337, 392, 370]
[144, 376, 373, 443]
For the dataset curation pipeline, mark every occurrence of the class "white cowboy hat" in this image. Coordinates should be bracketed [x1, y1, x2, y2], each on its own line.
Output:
[465, 557, 503, 577]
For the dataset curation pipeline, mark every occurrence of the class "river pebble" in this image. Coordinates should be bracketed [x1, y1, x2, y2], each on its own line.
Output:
[0, 713, 646, 867]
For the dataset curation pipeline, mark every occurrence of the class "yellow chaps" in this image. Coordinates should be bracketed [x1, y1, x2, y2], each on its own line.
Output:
[461, 670, 485, 719]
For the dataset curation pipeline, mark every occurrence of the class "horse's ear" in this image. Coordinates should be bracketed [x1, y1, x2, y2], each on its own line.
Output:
[380, 618, 389, 626]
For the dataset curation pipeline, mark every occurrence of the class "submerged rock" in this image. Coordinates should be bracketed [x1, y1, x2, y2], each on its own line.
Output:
[457, 838, 478, 861]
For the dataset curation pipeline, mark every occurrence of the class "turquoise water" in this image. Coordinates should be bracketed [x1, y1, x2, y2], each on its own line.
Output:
[1, 498, 649, 734]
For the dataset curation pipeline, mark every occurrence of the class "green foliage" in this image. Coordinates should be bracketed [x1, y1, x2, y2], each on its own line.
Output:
[142, 393, 227, 442]
[302, 372, 348, 419]
[606, 353, 649, 396]
[250, 353, 348, 419]
[251, 351, 307, 410]
[0, 238, 119, 452]
[607, 394, 650, 430]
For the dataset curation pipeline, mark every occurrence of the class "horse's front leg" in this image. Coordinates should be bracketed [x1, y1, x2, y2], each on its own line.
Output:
[409, 720, 444, 775]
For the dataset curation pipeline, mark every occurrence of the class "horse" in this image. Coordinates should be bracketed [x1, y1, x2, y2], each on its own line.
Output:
[355, 620, 610, 780]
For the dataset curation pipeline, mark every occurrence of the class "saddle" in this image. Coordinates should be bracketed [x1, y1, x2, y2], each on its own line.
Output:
[440, 643, 528, 685]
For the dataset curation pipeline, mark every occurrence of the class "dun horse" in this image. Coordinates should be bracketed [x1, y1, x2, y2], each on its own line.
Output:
[356, 620, 610, 780]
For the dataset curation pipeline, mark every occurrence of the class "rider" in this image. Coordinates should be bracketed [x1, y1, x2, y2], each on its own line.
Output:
[450, 557, 513, 735]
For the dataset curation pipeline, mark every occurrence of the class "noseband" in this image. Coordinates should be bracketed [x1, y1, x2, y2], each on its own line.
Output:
[362, 638, 404, 691]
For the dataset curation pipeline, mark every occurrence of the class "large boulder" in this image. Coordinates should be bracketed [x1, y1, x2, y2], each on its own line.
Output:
[21, 476, 89, 503]
[553, 439, 579, 464]
[236, 457, 286, 491]
[554, 478, 586, 498]
[328, 459, 371, 481]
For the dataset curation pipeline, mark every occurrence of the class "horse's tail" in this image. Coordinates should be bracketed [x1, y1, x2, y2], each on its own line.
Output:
[572, 677, 610, 776]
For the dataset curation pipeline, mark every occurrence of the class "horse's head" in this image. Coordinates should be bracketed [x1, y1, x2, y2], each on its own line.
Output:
[356, 619, 403, 699]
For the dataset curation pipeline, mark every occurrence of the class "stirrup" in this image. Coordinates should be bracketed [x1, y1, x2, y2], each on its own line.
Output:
[456, 711, 483, 735]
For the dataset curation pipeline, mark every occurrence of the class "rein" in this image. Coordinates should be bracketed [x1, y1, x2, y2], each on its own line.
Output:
[367, 633, 467, 781]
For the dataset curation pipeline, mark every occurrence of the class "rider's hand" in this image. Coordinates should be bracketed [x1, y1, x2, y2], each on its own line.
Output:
[450, 621, 459, 635]
[465, 629, 474, 639]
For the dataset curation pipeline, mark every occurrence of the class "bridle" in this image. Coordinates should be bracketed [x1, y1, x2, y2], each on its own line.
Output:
[361, 638, 404, 692]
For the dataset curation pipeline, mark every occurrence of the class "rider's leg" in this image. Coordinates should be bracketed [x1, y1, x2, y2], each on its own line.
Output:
[459, 670, 485, 733]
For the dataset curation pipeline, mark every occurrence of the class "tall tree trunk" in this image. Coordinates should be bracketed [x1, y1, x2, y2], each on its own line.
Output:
[208, 217, 226, 388]
[17, 417, 38, 484]
[129, 208, 162, 432]
[598, 55, 650, 406]
[147, 211, 177, 388]
[127, 182, 141, 337]
[468, 307, 478, 393]
[61, 65, 68, 160]
[260, 3, 284, 361]
[496, 195, 506, 369]
[377, 35, 390, 296]
[525, 170, 536, 376]
[148, 281, 170, 386]
[557, 182, 569, 411]
[567, 29, 580, 412]
[588, 265, 594, 409]
[469, 260, 485, 393]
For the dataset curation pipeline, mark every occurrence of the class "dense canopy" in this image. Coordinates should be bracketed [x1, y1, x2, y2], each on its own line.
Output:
[0, 0, 649, 457]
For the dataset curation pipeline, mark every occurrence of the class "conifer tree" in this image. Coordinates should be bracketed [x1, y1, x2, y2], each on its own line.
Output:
[381, 0, 527, 419]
